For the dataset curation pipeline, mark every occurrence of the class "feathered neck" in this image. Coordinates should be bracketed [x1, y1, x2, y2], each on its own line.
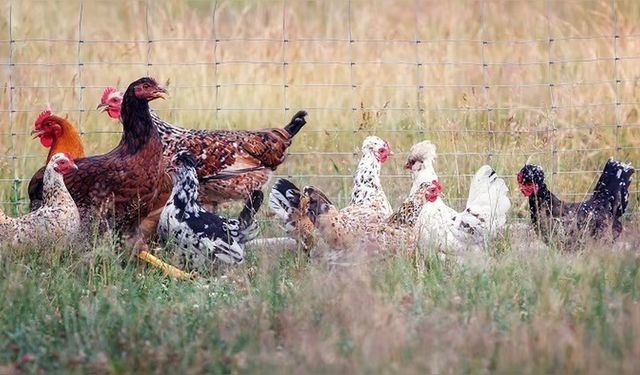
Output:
[150, 111, 188, 135]
[527, 183, 556, 224]
[170, 167, 202, 215]
[410, 160, 438, 195]
[350, 152, 383, 205]
[119, 89, 157, 154]
[46, 117, 85, 164]
[42, 167, 73, 207]
[388, 193, 425, 226]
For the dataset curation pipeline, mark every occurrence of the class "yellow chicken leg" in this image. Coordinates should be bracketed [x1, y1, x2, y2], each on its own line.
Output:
[137, 250, 195, 280]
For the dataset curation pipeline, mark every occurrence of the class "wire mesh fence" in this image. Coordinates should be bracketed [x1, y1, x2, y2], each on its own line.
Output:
[1, 0, 639, 219]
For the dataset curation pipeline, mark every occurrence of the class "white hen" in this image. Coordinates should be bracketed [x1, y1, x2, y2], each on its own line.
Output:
[406, 141, 511, 253]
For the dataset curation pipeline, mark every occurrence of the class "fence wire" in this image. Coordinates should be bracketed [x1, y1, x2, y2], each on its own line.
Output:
[1, 0, 639, 216]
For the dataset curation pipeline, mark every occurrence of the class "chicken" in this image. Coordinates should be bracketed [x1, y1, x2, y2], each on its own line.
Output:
[0, 153, 80, 245]
[269, 136, 393, 250]
[158, 150, 264, 272]
[28, 110, 86, 210]
[31, 110, 86, 163]
[517, 159, 634, 247]
[363, 180, 442, 252]
[406, 141, 511, 253]
[28, 77, 167, 236]
[98, 87, 308, 210]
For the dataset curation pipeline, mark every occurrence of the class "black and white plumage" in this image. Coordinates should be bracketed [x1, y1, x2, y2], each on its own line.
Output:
[158, 151, 264, 272]
[518, 158, 634, 246]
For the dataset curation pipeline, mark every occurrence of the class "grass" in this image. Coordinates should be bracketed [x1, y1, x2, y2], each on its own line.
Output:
[1, 1, 640, 373]
[1, 230, 640, 373]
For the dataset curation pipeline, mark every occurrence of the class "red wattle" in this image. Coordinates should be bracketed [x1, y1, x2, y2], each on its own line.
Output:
[39, 135, 54, 148]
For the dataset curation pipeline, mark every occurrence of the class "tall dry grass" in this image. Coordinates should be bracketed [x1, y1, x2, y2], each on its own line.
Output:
[0, 0, 639, 214]
[0, 227, 639, 373]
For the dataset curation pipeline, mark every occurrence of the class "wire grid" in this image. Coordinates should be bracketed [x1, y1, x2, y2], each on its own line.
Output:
[1, 0, 639, 215]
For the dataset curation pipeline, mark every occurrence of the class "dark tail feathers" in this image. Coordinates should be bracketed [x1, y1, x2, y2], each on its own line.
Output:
[592, 158, 635, 218]
[302, 186, 334, 224]
[284, 110, 308, 137]
[268, 179, 301, 220]
[238, 190, 264, 232]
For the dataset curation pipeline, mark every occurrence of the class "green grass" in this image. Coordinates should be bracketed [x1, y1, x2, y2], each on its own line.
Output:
[1, 230, 640, 373]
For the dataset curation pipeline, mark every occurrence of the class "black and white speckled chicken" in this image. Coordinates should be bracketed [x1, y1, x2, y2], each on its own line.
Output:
[518, 158, 634, 247]
[0, 153, 80, 245]
[158, 151, 264, 272]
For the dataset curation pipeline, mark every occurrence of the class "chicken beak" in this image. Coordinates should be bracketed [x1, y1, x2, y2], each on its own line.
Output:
[31, 129, 43, 139]
[154, 86, 168, 100]
[96, 103, 107, 112]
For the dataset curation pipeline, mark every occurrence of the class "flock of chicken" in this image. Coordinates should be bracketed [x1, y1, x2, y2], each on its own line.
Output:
[0, 76, 635, 277]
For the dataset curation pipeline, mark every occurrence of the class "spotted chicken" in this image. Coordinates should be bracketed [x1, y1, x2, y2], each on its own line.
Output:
[269, 136, 393, 251]
[518, 159, 634, 248]
[158, 151, 264, 272]
[0, 153, 80, 245]
[363, 180, 442, 252]
[406, 141, 511, 254]
[99, 87, 307, 211]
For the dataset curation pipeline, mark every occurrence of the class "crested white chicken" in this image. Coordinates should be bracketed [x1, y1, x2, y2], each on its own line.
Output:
[0, 153, 80, 245]
[406, 141, 511, 254]
[269, 136, 393, 250]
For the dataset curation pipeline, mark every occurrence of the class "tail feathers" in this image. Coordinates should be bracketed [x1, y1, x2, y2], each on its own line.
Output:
[237, 190, 264, 244]
[268, 178, 306, 235]
[302, 186, 335, 224]
[464, 165, 511, 231]
[592, 158, 635, 217]
[283, 110, 308, 138]
[269, 179, 301, 222]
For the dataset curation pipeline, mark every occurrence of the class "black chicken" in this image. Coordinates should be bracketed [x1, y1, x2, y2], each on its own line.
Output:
[517, 158, 634, 247]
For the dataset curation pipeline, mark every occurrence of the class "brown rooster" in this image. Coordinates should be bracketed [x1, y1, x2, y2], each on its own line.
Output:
[98, 87, 308, 210]
[31, 110, 86, 163]
[28, 110, 86, 210]
[28, 77, 167, 236]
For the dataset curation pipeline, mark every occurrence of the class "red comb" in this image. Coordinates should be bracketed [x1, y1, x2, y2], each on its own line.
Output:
[101, 87, 118, 103]
[432, 179, 442, 193]
[517, 173, 523, 184]
[35, 110, 52, 128]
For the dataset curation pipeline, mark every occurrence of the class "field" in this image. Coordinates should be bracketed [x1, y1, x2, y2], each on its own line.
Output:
[1, 0, 640, 373]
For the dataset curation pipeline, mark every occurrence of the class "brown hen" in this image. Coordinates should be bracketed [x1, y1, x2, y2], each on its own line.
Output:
[99, 87, 307, 210]
[28, 77, 167, 237]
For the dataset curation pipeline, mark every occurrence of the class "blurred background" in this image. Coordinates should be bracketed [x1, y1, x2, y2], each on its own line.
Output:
[1, 0, 639, 219]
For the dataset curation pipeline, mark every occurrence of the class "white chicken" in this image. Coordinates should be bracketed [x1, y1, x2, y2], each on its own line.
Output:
[0, 153, 80, 245]
[269, 136, 393, 250]
[406, 141, 511, 255]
